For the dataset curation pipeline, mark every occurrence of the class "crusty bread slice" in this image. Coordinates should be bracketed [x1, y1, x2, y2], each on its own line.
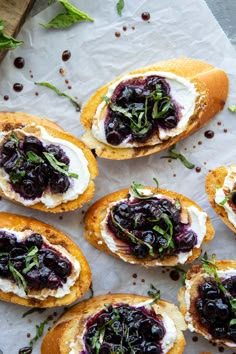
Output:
[80, 57, 228, 160]
[205, 165, 236, 233]
[0, 112, 98, 213]
[178, 261, 236, 348]
[84, 186, 214, 266]
[0, 212, 91, 307]
[41, 293, 187, 354]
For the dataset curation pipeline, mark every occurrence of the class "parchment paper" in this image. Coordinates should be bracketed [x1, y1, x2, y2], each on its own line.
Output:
[0, 0, 236, 353]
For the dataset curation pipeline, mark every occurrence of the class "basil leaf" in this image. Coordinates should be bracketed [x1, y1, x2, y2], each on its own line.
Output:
[43, 152, 79, 179]
[9, 170, 26, 184]
[41, 0, 93, 29]
[9, 262, 27, 292]
[116, 0, 125, 16]
[22, 308, 46, 318]
[230, 318, 236, 326]
[35, 82, 80, 111]
[9, 132, 19, 144]
[219, 189, 236, 206]
[228, 105, 236, 113]
[131, 181, 154, 199]
[147, 284, 161, 305]
[161, 149, 195, 169]
[26, 151, 44, 164]
[0, 20, 24, 49]
[201, 254, 227, 294]
[29, 319, 48, 347]
[23, 246, 39, 274]
[153, 177, 159, 189]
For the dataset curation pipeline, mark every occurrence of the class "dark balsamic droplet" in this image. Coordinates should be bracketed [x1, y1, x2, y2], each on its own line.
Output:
[198, 141, 202, 145]
[218, 346, 224, 352]
[204, 130, 214, 139]
[115, 32, 121, 37]
[195, 167, 201, 173]
[13, 83, 23, 92]
[224, 129, 228, 133]
[192, 336, 198, 342]
[169, 270, 180, 281]
[141, 12, 150, 21]
[62, 50, 71, 61]
[123, 26, 127, 31]
[3, 95, 9, 101]
[14, 57, 25, 69]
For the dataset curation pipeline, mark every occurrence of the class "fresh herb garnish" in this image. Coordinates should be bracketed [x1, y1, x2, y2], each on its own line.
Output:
[147, 284, 161, 305]
[0, 20, 24, 49]
[29, 319, 49, 347]
[41, 0, 94, 29]
[35, 82, 80, 111]
[9, 170, 26, 184]
[26, 151, 44, 164]
[116, 0, 125, 16]
[8, 262, 27, 292]
[9, 132, 19, 144]
[43, 152, 79, 179]
[228, 105, 236, 113]
[219, 189, 236, 206]
[23, 246, 39, 274]
[22, 308, 46, 318]
[152, 213, 174, 252]
[174, 266, 187, 285]
[131, 182, 153, 199]
[161, 144, 195, 169]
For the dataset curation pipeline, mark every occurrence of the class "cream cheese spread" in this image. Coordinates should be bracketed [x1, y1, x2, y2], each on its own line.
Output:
[215, 164, 236, 227]
[92, 71, 197, 147]
[0, 125, 90, 208]
[0, 228, 81, 300]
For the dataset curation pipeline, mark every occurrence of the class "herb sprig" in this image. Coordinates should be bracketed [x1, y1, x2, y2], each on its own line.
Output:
[29, 319, 49, 347]
[0, 20, 24, 49]
[147, 284, 161, 305]
[116, 0, 125, 16]
[43, 152, 79, 178]
[228, 105, 236, 113]
[219, 189, 236, 206]
[161, 144, 195, 169]
[41, 0, 94, 29]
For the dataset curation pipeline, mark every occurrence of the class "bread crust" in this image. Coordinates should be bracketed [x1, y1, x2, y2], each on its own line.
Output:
[205, 165, 236, 233]
[84, 186, 214, 266]
[80, 57, 228, 160]
[0, 112, 98, 213]
[178, 261, 236, 348]
[41, 293, 187, 354]
[0, 212, 91, 307]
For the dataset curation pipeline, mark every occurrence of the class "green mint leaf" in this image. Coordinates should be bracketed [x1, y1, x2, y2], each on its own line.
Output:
[161, 148, 195, 170]
[41, 0, 93, 29]
[116, 0, 125, 16]
[22, 308, 46, 318]
[0, 21, 24, 49]
[35, 82, 80, 111]
[43, 152, 78, 179]
[9, 262, 27, 292]
[228, 105, 236, 113]
[29, 319, 48, 347]
[26, 151, 44, 164]
[147, 284, 161, 305]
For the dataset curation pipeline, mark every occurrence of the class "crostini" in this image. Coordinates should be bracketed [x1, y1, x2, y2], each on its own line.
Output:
[81, 57, 228, 160]
[0, 112, 98, 212]
[41, 293, 186, 354]
[178, 259, 236, 348]
[0, 212, 91, 307]
[84, 181, 214, 266]
[206, 164, 236, 233]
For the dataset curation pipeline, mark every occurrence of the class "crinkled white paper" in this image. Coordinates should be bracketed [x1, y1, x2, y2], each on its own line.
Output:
[0, 0, 236, 353]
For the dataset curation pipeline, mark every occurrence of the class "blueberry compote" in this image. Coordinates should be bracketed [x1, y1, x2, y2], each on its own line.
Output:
[107, 192, 197, 260]
[104, 76, 179, 146]
[83, 304, 166, 353]
[0, 132, 76, 200]
[0, 230, 72, 292]
[196, 277, 236, 343]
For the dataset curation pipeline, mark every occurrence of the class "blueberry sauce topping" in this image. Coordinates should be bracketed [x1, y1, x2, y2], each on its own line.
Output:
[0, 132, 77, 200]
[83, 304, 165, 354]
[196, 277, 236, 342]
[0, 230, 72, 291]
[104, 76, 179, 146]
[107, 190, 197, 260]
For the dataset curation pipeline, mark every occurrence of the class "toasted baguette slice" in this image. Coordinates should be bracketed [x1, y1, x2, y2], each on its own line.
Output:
[0, 212, 91, 307]
[41, 293, 187, 354]
[84, 185, 214, 266]
[81, 57, 228, 160]
[206, 165, 236, 233]
[0, 112, 98, 213]
[178, 261, 236, 348]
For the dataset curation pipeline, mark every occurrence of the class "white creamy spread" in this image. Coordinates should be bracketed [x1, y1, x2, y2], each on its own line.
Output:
[0, 228, 81, 300]
[100, 188, 207, 264]
[68, 300, 177, 354]
[0, 125, 90, 208]
[215, 164, 236, 227]
[92, 71, 197, 147]
[185, 269, 236, 347]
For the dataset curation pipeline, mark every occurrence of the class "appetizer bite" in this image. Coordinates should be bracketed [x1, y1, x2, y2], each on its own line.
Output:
[41, 293, 186, 354]
[206, 164, 236, 233]
[178, 256, 236, 349]
[84, 181, 214, 266]
[81, 57, 228, 159]
[0, 212, 91, 307]
[0, 112, 98, 212]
